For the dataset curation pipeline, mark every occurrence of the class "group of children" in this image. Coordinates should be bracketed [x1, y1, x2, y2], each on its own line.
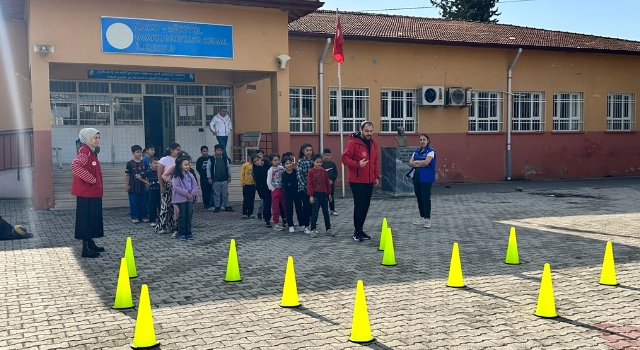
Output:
[124, 143, 340, 240]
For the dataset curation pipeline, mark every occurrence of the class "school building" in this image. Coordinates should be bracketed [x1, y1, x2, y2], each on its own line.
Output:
[1, 0, 639, 209]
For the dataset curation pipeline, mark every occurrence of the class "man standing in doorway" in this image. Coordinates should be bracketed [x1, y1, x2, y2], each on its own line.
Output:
[209, 107, 232, 162]
[341, 121, 380, 242]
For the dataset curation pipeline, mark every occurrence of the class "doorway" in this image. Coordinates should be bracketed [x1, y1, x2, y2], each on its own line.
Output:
[144, 96, 174, 154]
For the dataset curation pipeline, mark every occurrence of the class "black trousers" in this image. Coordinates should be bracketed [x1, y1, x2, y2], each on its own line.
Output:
[329, 184, 336, 211]
[413, 175, 433, 219]
[75, 197, 104, 240]
[148, 189, 161, 223]
[297, 191, 312, 227]
[349, 182, 374, 233]
[200, 178, 212, 208]
[285, 191, 303, 227]
[176, 201, 193, 237]
[310, 192, 331, 231]
[259, 189, 272, 224]
[242, 185, 256, 216]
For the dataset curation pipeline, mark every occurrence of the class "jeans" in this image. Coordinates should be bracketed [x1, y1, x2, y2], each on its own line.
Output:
[310, 192, 331, 231]
[349, 182, 374, 233]
[297, 191, 312, 227]
[285, 190, 303, 227]
[147, 189, 161, 223]
[260, 189, 272, 223]
[413, 174, 433, 219]
[176, 201, 193, 237]
[200, 177, 212, 208]
[271, 188, 285, 224]
[329, 184, 336, 212]
[128, 192, 148, 220]
[216, 135, 229, 161]
[211, 181, 229, 208]
[242, 185, 256, 216]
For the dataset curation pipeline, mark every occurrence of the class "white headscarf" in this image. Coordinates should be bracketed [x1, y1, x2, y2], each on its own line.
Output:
[79, 128, 100, 152]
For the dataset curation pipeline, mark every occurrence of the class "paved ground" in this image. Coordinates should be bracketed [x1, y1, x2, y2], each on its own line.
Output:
[1, 177, 640, 349]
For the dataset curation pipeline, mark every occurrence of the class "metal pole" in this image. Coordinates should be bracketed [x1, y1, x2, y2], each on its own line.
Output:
[318, 38, 331, 151]
[339, 62, 345, 198]
[506, 48, 522, 181]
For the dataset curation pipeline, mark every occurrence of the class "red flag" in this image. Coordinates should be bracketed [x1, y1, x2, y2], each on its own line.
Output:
[333, 17, 344, 63]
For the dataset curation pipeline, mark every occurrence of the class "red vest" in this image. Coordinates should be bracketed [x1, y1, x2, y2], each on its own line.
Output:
[71, 144, 103, 198]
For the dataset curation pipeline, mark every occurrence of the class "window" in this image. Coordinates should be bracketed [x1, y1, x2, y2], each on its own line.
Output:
[113, 96, 143, 126]
[381, 89, 417, 133]
[176, 98, 203, 126]
[553, 92, 584, 131]
[513, 91, 545, 131]
[50, 93, 78, 126]
[79, 95, 110, 125]
[468, 91, 503, 132]
[289, 86, 316, 133]
[607, 93, 635, 131]
[329, 87, 369, 133]
[205, 85, 233, 125]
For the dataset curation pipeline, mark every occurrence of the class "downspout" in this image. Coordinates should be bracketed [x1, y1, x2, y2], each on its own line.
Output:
[319, 38, 331, 151]
[506, 48, 522, 180]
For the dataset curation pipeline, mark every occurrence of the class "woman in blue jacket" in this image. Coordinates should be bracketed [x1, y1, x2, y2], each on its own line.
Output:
[409, 134, 436, 228]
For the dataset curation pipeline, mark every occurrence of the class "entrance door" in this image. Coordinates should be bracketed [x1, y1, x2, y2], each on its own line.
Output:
[143, 96, 164, 152]
[175, 96, 205, 157]
[162, 97, 175, 154]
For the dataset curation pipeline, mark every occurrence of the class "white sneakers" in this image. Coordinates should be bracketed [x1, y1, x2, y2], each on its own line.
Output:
[309, 230, 318, 238]
[304, 227, 311, 234]
[424, 218, 431, 228]
[331, 211, 338, 216]
[414, 218, 424, 225]
[299, 226, 307, 232]
[288, 226, 295, 233]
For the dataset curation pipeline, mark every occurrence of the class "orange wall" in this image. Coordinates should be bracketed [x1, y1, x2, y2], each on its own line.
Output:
[0, 21, 31, 131]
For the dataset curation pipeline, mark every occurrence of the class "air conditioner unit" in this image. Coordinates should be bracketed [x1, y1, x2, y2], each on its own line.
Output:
[446, 87, 468, 107]
[418, 86, 445, 106]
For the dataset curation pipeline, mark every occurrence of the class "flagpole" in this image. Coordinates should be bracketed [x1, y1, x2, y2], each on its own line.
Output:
[337, 9, 346, 198]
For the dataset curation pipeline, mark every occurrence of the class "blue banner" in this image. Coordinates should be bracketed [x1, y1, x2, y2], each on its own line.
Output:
[87, 70, 196, 82]
[101, 17, 233, 58]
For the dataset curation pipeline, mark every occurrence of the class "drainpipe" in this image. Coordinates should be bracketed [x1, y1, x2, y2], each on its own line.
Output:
[319, 38, 331, 151]
[506, 48, 522, 180]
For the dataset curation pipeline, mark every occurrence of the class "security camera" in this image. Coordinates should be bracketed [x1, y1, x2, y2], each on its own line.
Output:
[34, 43, 54, 56]
[276, 54, 291, 70]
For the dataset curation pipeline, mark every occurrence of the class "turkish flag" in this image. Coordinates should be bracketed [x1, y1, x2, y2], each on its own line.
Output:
[333, 17, 344, 63]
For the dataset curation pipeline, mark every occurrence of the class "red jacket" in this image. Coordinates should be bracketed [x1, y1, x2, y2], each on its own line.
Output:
[341, 132, 379, 184]
[71, 144, 103, 198]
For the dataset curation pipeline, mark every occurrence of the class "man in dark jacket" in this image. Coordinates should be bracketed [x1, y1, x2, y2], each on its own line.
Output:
[252, 153, 272, 227]
[322, 148, 339, 216]
[196, 146, 214, 208]
[341, 121, 380, 242]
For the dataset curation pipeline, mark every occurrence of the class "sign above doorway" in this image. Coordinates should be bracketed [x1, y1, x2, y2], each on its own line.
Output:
[101, 17, 234, 59]
[87, 70, 196, 82]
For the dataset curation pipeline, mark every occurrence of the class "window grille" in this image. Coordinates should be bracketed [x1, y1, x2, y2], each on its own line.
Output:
[513, 91, 545, 131]
[468, 91, 503, 132]
[289, 86, 316, 133]
[607, 93, 635, 131]
[553, 92, 584, 131]
[329, 87, 369, 133]
[381, 89, 417, 133]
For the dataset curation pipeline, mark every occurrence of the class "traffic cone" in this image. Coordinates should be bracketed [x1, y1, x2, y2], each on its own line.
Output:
[505, 227, 520, 265]
[446, 242, 466, 288]
[348, 280, 375, 343]
[113, 258, 134, 309]
[224, 239, 242, 282]
[130, 284, 159, 348]
[378, 226, 389, 251]
[124, 237, 138, 278]
[381, 228, 396, 266]
[534, 263, 558, 318]
[280, 256, 300, 308]
[599, 241, 618, 286]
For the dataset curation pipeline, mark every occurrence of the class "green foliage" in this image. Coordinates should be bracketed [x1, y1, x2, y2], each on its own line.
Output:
[430, 0, 501, 23]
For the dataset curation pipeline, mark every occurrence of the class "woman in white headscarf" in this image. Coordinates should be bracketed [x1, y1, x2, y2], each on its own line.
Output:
[71, 128, 104, 258]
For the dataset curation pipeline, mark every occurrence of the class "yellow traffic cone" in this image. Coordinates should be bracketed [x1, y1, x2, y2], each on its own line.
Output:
[381, 228, 396, 266]
[505, 227, 520, 265]
[130, 284, 159, 348]
[446, 242, 466, 288]
[113, 258, 134, 309]
[534, 263, 558, 318]
[599, 241, 618, 286]
[224, 239, 242, 282]
[280, 256, 301, 308]
[124, 237, 138, 278]
[378, 226, 389, 251]
[348, 280, 375, 343]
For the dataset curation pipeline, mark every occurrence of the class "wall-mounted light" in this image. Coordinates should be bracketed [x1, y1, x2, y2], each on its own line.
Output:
[276, 54, 291, 70]
[33, 43, 54, 56]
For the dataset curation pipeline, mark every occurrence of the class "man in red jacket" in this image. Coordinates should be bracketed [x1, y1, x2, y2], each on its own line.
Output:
[341, 121, 380, 242]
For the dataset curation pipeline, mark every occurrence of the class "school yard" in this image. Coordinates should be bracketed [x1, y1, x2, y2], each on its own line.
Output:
[1, 178, 640, 349]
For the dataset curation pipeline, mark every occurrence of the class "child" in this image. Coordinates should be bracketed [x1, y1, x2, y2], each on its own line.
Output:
[125, 145, 150, 223]
[252, 153, 272, 227]
[207, 144, 233, 212]
[172, 157, 199, 241]
[254, 149, 265, 220]
[282, 156, 303, 233]
[297, 143, 314, 233]
[145, 157, 161, 227]
[322, 148, 339, 215]
[196, 146, 213, 209]
[308, 154, 334, 238]
[267, 153, 286, 231]
[240, 152, 256, 219]
[142, 145, 155, 165]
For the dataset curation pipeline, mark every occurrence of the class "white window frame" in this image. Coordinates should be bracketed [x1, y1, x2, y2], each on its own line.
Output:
[607, 92, 635, 131]
[553, 91, 584, 131]
[329, 87, 369, 133]
[289, 86, 316, 133]
[381, 88, 418, 133]
[513, 91, 545, 132]
[468, 90, 503, 132]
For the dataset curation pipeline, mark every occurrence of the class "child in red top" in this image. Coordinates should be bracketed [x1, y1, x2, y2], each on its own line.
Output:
[307, 154, 334, 238]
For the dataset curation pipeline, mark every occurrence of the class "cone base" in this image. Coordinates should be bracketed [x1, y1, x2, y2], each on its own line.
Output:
[534, 312, 559, 318]
[279, 303, 301, 308]
[599, 281, 619, 286]
[505, 261, 521, 265]
[224, 278, 242, 282]
[112, 305, 134, 310]
[446, 284, 466, 288]
[377, 248, 383, 251]
[129, 275, 138, 278]
[348, 337, 376, 344]
[130, 341, 160, 349]
[381, 262, 397, 266]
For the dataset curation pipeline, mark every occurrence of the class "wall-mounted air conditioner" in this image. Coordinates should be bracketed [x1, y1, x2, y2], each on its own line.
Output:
[418, 86, 445, 106]
[446, 87, 468, 107]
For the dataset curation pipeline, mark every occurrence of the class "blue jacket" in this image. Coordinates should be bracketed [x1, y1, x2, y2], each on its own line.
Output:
[412, 146, 436, 183]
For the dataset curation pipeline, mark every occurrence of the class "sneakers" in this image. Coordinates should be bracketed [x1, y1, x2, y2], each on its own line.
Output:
[299, 226, 307, 232]
[242, 215, 247, 219]
[331, 211, 338, 216]
[142, 218, 149, 223]
[225, 206, 234, 212]
[304, 227, 311, 234]
[208, 207, 216, 211]
[273, 224, 284, 231]
[414, 218, 424, 225]
[265, 222, 272, 228]
[288, 226, 295, 233]
[132, 219, 140, 223]
[309, 230, 318, 238]
[187, 234, 194, 240]
[179, 235, 187, 241]
[352, 231, 363, 242]
[360, 231, 372, 241]
[424, 218, 431, 229]
[326, 229, 336, 237]
[257, 214, 263, 220]
[170, 232, 178, 239]
[281, 222, 287, 228]
[149, 222, 156, 227]
[213, 207, 221, 213]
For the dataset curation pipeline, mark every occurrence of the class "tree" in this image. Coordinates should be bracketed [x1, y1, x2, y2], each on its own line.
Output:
[430, 0, 500, 23]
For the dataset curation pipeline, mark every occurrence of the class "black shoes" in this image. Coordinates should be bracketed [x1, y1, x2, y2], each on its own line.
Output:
[213, 207, 221, 213]
[352, 231, 363, 242]
[360, 231, 372, 241]
[225, 206, 234, 212]
[81, 241, 100, 258]
[265, 222, 272, 228]
[88, 239, 105, 252]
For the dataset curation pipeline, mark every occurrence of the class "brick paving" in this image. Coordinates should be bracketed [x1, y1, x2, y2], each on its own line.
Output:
[1, 178, 640, 349]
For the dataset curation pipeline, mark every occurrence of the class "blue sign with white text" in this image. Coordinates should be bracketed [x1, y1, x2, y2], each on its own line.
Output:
[87, 70, 196, 82]
[101, 17, 233, 59]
